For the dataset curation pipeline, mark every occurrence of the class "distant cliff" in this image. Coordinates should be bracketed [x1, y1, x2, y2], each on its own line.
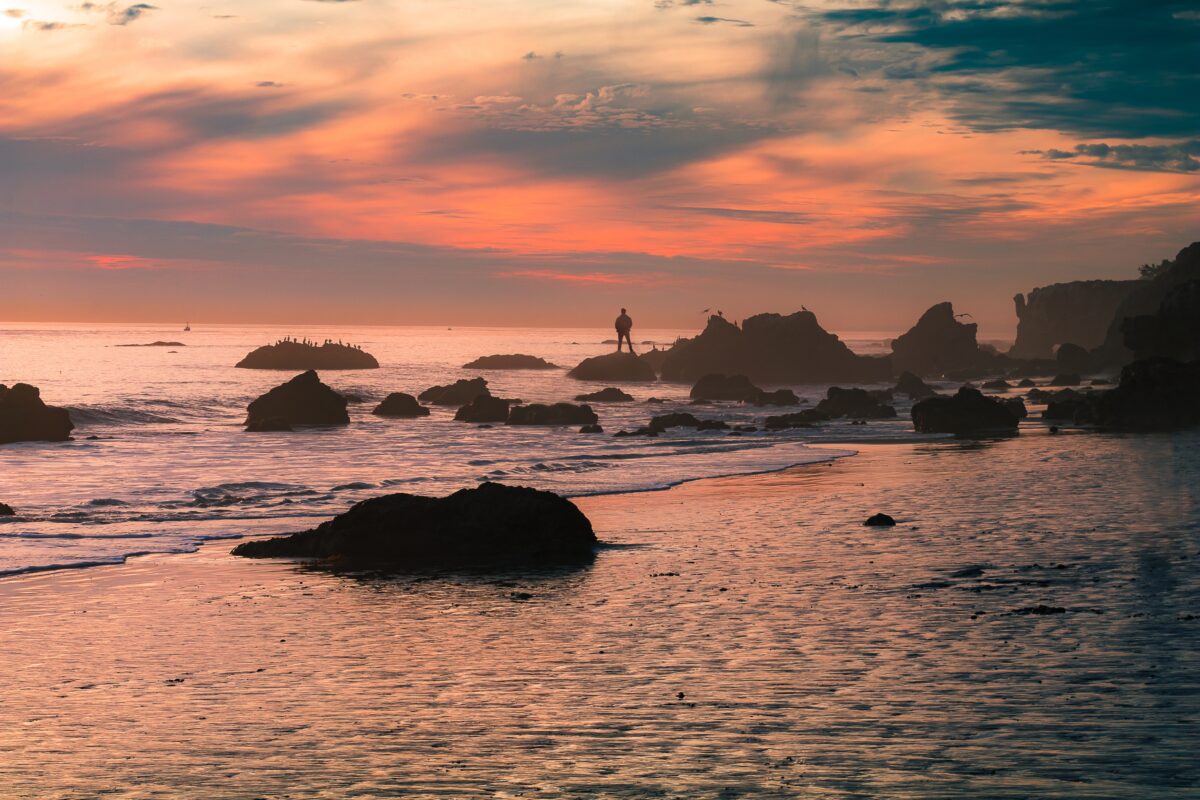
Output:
[1009, 280, 1139, 359]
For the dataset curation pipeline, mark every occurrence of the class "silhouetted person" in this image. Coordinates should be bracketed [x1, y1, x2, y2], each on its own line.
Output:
[615, 308, 634, 353]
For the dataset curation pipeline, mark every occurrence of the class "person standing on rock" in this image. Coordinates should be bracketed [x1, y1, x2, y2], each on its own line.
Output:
[615, 308, 635, 354]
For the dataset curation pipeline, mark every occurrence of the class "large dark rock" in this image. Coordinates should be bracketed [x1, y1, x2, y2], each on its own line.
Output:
[1121, 280, 1200, 363]
[1055, 342, 1092, 374]
[236, 340, 379, 370]
[1044, 358, 1200, 431]
[575, 387, 634, 402]
[245, 371, 349, 428]
[891, 302, 995, 377]
[372, 393, 430, 418]
[419, 378, 491, 405]
[507, 403, 598, 426]
[232, 482, 597, 568]
[754, 388, 800, 406]
[568, 352, 658, 382]
[462, 354, 559, 370]
[639, 348, 669, 375]
[0, 383, 75, 444]
[911, 387, 1020, 435]
[1094, 242, 1200, 366]
[1009, 280, 1140, 359]
[455, 395, 512, 423]
[648, 412, 728, 432]
[690, 373, 761, 401]
[659, 311, 890, 384]
[815, 387, 897, 419]
[893, 371, 938, 399]
[0, 502, 15, 516]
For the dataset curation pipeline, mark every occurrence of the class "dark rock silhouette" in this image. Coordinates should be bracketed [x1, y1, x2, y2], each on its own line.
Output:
[236, 340, 379, 370]
[754, 388, 800, 405]
[981, 379, 1012, 391]
[1055, 342, 1092, 374]
[1017, 378, 1037, 388]
[372, 393, 430, 418]
[1121, 280, 1200, 363]
[1042, 389, 1091, 420]
[0, 502, 15, 516]
[1043, 358, 1200, 431]
[232, 482, 596, 568]
[1050, 374, 1081, 386]
[1009, 280, 1139, 359]
[246, 416, 294, 432]
[893, 371, 938, 399]
[568, 352, 658, 382]
[462, 354, 559, 370]
[1003, 397, 1029, 419]
[0, 383, 75, 444]
[639, 348, 669, 375]
[864, 513, 896, 527]
[911, 387, 1020, 435]
[648, 412, 728, 432]
[815, 387, 897, 419]
[245, 371, 349, 429]
[763, 409, 830, 429]
[690, 374, 761, 401]
[419, 377, 490, 405]
[1094, 242, 1200, 366]
[891, 303, 995, 377]
[117, 341, 186, 347]
[454, 396, 512, 423]
[579, 424, 604, 433]
[575, 387, 634, 402]
[507, 403, 597, 426]
[659, 312, 889, 384]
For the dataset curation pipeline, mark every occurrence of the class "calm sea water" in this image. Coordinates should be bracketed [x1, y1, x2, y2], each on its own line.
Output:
[1, 323, 918, 577]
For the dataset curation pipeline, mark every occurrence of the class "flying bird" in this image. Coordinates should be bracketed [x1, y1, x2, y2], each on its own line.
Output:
[801, 305, 809, 312]
[701, 308, 710, 314]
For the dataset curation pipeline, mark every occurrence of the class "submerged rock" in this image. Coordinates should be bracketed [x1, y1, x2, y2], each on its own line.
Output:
[579, 424, 604, 434]
[893, 371, 938, 399]
[372, 393, 430, 418]
[648, 412, 727, 432]
[659, 311, 889, 384]
[454, 395, 511, 423]
[891, 302, 996, 377]
[419, 377, 490, 405]
[567, 352, 658, 382]
[864, 513, 896, 527]
[507, 403, 597, 426]
[911, 387, 1020, 435]
[574, 387, 634, 402]
[0, 502, 14, 516]
[117, 341, 186, 347]
[236, 340, 379, 370]
[981, 379, 1012, 390]
[0, 383, 75, 444]
[462, 354, 559, 370]
[245, 371, 349, 429]
[245, 416, 294, 432]
[232, 482, 597, 568]
[815, 387, 897, 419]
[763, 409, 830, 429]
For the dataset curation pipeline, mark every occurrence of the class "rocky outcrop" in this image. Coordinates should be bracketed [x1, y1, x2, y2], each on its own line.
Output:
[454, 395, 511, 423]
[754, 389, 800, 405]
[575, 387, 634, 402]
[981, 379, 1012, 391]
[418, 377, 490, 405]
[236, 340, 379, 370]
[864, 513, 895, 527]
[232, 482, 597, 568]
[568, 352, 658, 382]
[891, 303, 996, 377]
[659, 312, 890, 384]
[690, 374, 760, 401]
[1055, 342, 1092, 374]
[1093, 242, 1200, 366]
[911, 387, 1020, 435]
[649, 412, 728, 432]
[0, 502, 15, 516]
[372, 393, 430, 418]
[815, 387, 897, 419]
[245, 371, 349, 428]
[893, 371, 937, 399]
[764, 409, 829, 429]
[462, 354, 559, 370]
[639, 347, 669, 375]
[1042, 358, 1200, 431]
[0, 383, 75, 444]
[1009, 280, 1139, 359]
[1121, 280, 1200, 363]
[507, 403, 597, 426]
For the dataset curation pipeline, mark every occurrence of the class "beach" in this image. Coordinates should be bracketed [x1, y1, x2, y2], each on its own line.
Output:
[3, 433, 1197, 799]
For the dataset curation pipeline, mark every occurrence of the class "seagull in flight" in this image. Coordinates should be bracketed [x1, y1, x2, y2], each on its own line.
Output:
[701, 308, 710, 314]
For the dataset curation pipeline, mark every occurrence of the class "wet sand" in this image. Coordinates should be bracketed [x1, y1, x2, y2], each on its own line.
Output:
[1, 432, 1198, 798]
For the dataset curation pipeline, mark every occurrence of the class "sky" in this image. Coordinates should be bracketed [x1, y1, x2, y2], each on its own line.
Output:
[2, 0, 1198, 335]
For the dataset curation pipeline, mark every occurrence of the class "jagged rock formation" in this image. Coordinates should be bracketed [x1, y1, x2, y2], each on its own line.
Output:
[815, 387, 897, 419]
[1009, 280, 1139, 359]
[507, 403, 597, 426]
[911, 387, 1020, 435]
[419, 378, 491, 405]
[574, 387, 634, 402]
[1093, 242, 1200, 366]
[372, 393, 430, 418]
[0, 383, 75, 444]
[236, 340, 379, 370]
[659, 312, 889, 384]
[891, 303, 996, 378]
[568, 352, 658, 382]
[0, 502, 14, 516]
[245, 371, 349, 429]
[454, 396, 511, 423]
[462, 354, 559, 370]
[232, 482, 597, 568]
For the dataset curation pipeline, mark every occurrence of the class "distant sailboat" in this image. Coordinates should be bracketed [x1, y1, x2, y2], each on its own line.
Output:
[184, 321, 191, 331]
